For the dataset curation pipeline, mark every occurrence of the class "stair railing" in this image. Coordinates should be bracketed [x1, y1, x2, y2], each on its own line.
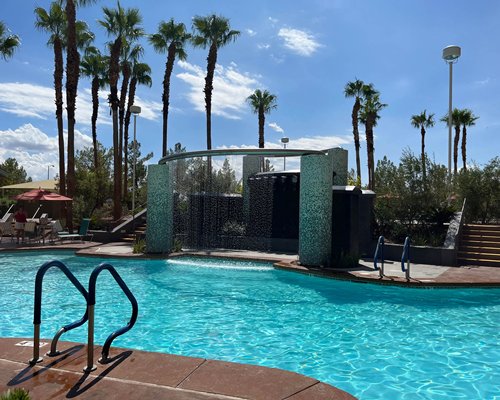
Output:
[373, 236, 385, 278]
[401, 237, 411, 281]
[84, 263, 138, 372]
[30, 260, 89, 365]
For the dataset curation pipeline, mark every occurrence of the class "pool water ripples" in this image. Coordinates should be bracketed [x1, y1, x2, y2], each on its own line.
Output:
[0, 251, 498, 399]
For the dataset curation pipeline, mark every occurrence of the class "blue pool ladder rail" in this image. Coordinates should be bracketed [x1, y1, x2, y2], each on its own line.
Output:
[30, 260, 89, 365]
[373, 236, 385, 278]
[29, 260, 138, 373]
[401, 236, 411, 281]
[84, 263, 139, 372]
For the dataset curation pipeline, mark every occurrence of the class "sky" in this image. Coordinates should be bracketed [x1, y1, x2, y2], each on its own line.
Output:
[0, 0, 499, 182]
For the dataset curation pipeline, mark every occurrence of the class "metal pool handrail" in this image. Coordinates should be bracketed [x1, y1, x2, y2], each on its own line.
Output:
[373, 236, 385, 278]
[84, 263, 138, 372]
[401, 237, 411, 281]
[30, 260, 89, 365]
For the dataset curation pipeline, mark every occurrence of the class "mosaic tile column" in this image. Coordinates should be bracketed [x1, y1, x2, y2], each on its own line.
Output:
[146, 164, 173, 254]
[328, 147, 348, 186]
[299, 154, 334, 267]
[242, 155, 261, 221]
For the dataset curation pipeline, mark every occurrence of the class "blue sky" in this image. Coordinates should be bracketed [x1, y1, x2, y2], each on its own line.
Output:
[0, 0, 499, 181]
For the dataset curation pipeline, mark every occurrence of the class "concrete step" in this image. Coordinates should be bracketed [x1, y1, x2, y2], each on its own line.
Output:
[461, 234, 500, 243]
[459, 245, 500, 255]
[458, 251, 500, 261]
[465, 224, 500, 232]
[458, 256, 500, 267]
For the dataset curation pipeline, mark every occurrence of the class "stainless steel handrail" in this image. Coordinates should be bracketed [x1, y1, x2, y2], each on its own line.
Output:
[373, 236, 385, 278]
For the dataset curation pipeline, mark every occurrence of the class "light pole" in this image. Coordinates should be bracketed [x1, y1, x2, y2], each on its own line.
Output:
[47, 164, 54, 179]
[281, 137, 289, 171]
[442, 45, 461, 180]
[130, 105, 141, 225]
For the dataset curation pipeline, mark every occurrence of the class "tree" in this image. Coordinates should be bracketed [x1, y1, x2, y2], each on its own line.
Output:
[0, 21, 20, 60]
[99, 2, 143, 220]
[34, 2, 67, 196]
[149, 19, 191, 157]
[123, 61, 152, 199]
[410, 110, 435, 180]
[191, 14, 240, 150]
[459, 109, 479, 171]
[441, 108, 462, 175]
[360, 91, 387, 190]
[344, 80, 374, 184]
[246, 89, 278, 149]
[64, 0, 96, 231]
[0, 158, 32, 186]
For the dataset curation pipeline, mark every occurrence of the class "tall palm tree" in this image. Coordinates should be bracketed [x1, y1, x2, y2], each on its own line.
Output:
[360, 91, 387, 191]
[149, 19, 190, 157]
[441, 108, 462, 175]
[410, 110, 435, 180]
[192, 14, 240, 150]
[64, 0, 95, 231]
[459, 109, 479, 171]
[123, 61, 152, 198]
[99, 2, 143, 220]
[246, 89, 278, 148]
[34, 3, 67, 196]
[80, 46, 107, 170]
[0, 21, 20, 60]
[344, 80, 375, 184]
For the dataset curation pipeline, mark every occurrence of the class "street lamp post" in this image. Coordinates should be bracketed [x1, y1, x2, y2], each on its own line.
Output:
[47, 164, 54, 179]
[281, 137, 289, 170]
[442, 45, 461, 180]
[130, 105, 141, 227]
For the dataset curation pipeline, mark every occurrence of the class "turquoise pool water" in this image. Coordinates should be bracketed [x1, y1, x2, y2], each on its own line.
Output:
[0, 251, 498, 399]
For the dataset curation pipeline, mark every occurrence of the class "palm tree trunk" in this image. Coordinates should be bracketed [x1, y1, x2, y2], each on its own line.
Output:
[365, 122, 374, 190]
[162, 43, 176, 157]
[109, 38, 122, 220]
[91, 76, 99, 171]
[453, 124, 460, 174]
[53, 38, 66, 196]
[352, 98, 361, 184]
[421, 126, 426, 181]
[119, 64, 130, 199]
[204, 43, 217, 150]
[124, 78, 137, 202]
[461, 125, 467, 171]
[258, 106, 265, 148]
[65, 0, 78, 231]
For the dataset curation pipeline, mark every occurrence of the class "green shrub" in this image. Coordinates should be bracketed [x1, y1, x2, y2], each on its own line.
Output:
[173, 238, 183, 252]
[132, 239, 146, 254]
[0, 388, 31, 400]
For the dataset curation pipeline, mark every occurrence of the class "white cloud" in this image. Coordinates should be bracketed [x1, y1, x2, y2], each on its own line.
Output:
[131, 96, 163, 121]
[257, 43, 271, 50]
[176, 61, 260, 119]
[0, 82, 112, 127]
[268, 122, 284, 133]
[268, 17, 279, 25]
[246, 29, 257, 37]
[278, 28, 322, 56]
[0, 123, 93, 181]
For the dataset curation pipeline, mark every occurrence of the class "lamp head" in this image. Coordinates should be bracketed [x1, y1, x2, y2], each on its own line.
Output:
[281, 137, 289, 144]
[442, 45, 461, 62]
[130, 105, 141, 115]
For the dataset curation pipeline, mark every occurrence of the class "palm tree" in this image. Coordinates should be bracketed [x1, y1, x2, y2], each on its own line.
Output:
[149, 19, 191, 157]
[344, 80, 375, 184]
[99, 2, 143, 220]
[0, 21, 20, 60]
[34, 3, 67, 196]
[246, 89, 278, 149]
[80, 46, 107, 170]
[459, 109, 479, 171]
[192, 14, 240, 150]
[64, 0, 95, 231]
[360, 91, 387, 190]
[410, 110, 435, 180]
[123, 61, 152, 198]
[441, 108, 462, 174]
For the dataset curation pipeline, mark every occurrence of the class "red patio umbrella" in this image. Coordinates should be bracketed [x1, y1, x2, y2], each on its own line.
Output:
[13, 189, 72, 201]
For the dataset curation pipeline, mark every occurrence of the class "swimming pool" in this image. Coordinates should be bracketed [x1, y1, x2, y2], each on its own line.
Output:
[0, 251, 498, 399]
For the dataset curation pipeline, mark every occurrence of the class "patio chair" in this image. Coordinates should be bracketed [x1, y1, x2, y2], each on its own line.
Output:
[0, 214, 14, 243]
[58, 218, 93, 242]
[24, 221, 41, 244]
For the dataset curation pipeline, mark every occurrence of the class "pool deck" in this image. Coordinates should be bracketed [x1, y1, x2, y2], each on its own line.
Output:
[1, 240, 499, 399]
[0, 338, 355, 400]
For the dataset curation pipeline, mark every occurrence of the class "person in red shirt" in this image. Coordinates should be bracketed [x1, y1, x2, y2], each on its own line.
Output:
[14, 206, 27, 244]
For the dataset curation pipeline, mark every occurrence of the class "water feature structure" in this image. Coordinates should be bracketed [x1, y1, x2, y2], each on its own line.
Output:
[146, 147, 372, 268]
